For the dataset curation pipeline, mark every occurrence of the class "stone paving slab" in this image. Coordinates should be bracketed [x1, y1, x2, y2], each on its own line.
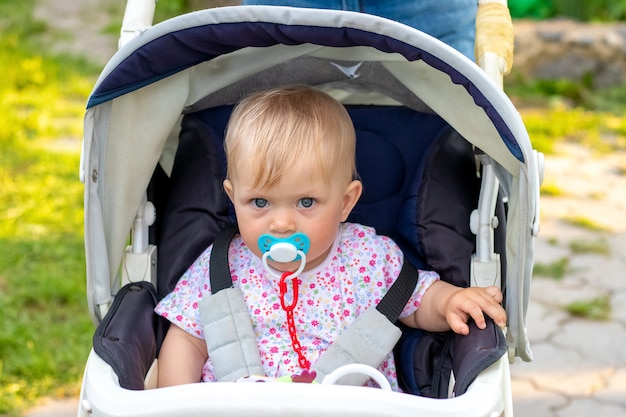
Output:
[509, 146, 626, 417]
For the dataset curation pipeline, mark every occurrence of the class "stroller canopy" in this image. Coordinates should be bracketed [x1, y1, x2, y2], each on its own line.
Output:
[82, 6, 539, 361]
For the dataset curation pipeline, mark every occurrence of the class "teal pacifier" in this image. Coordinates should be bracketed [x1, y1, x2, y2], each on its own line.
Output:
[258, 233, 310, 278]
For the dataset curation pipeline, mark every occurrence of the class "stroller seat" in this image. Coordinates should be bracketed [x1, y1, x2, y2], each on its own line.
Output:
[93, 102, 506, 396]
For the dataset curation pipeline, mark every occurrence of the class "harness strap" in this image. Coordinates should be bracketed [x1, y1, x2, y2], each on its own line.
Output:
[209, 223, 240, 292]
[377, 257, 419, 322]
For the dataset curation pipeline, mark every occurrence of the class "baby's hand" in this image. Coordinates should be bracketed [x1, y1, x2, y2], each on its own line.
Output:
[445, 286, 506, 336]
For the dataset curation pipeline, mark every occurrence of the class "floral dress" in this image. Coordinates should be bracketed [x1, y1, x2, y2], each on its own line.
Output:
[155, 222, 439, 391]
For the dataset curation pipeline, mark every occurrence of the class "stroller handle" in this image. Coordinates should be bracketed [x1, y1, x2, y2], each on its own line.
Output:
[119, 0, 156, 49]
[475, 0, 514, 88]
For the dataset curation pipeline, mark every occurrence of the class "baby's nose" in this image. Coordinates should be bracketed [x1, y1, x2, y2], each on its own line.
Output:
[269, 211, 296, 235]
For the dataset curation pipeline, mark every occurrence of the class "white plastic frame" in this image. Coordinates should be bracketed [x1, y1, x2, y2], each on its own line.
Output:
[78, 350, 512, 417]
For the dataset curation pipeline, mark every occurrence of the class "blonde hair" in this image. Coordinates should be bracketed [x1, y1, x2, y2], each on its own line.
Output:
[224, 85, 357, 189]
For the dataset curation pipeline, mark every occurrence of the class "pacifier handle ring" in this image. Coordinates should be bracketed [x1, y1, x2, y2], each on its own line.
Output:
[261, 251, 307, 279]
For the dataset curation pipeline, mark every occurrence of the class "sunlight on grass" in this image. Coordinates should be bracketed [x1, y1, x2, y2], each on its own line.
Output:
[562, 215, 612, 233]
[520, 104, 626, 155]
[0, 2, 97, 414]
[540, 182, 565, 197]
[0, 0, 194, 413]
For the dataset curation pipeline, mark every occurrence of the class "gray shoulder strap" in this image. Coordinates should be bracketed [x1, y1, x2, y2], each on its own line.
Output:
[199, 288, 264, 382]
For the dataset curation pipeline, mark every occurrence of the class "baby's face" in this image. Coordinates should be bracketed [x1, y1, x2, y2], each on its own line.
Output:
[223, 156, 360, 273]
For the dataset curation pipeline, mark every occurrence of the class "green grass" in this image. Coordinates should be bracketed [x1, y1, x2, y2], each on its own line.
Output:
[565, 295, 612, 321]
[507, 77, 626, 155]
[0, 1, 193, 414]
[562, 215, 612, 233]
[568, 237, 611, 256]
[0, 1, 99, 414]
[540, 182, 565, 197]
[532, 257, 571, 280]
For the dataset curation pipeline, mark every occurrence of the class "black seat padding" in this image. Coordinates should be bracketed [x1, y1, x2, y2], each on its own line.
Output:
[157, 105, 478, 293]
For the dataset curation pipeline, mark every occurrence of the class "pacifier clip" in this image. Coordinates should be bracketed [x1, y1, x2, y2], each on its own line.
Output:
[279, 271, 311, 370]
[258, 233, 311, 370]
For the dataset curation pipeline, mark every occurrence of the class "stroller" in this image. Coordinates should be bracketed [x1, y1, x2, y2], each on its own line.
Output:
[78, 2, 543, 416]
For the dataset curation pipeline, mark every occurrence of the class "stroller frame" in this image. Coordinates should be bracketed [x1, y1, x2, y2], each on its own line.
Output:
[79, 3, 542, 416]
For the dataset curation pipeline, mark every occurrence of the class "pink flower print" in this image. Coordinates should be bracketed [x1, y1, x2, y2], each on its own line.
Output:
[346, 297, 354, 305]
[343, 309, 351, 317]
[311, 320, 319, 327]
[369, 259, 376, 267]
[181, 280, 188, 286]
[339, 266, 345, 273]
[176, 314, 183, 322]
[309, 283, 316, 289]
[333, 294, 341, 301]
[254, 308, 261, 315]
[307, 299, 314, 306]
[358, 231, 365, 238]
[192, 302, 198, 309]
[269, 328, 277, 335]
[364, 276, 371, 283]
[377, 281, 383, 287]
[272, 303, 280, 310]
[270, 346, 279, 354]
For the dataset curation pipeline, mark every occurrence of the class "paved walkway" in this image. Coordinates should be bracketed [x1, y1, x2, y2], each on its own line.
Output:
[510, 145, 626, 417]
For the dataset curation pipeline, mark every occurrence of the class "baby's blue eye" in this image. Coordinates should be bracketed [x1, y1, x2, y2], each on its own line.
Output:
[298, 198, 314, 208]
[253, 198, 268, 208]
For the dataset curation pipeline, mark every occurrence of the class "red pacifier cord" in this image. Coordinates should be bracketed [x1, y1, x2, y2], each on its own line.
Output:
[279, 271, 311, 370]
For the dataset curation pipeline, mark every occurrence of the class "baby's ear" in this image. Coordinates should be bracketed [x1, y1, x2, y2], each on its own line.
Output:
[340, 180, 362, 221]
[223, 179, 234, 202]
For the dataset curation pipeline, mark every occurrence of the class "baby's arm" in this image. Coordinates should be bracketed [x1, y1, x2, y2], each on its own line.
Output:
[157, 324, 208, 387]
[401, 280, 506, 335]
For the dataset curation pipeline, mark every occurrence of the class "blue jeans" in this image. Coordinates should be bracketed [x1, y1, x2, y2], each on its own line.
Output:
[241, 0, 477, 60]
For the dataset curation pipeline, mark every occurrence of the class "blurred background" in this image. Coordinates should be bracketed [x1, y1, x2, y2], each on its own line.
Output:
[1, 0, 625, 416]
